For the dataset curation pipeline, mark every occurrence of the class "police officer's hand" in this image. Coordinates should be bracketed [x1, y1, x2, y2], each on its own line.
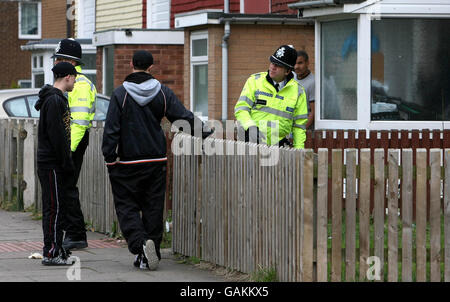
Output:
[247, 126, 266, 144]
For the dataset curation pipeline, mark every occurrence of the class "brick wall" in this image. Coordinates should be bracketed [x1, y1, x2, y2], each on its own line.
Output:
[97, 44, 184, 102]
[42, 0, 72, 38]
[0, 2, 34, 89]
[271, 0, 298, 14]
[171, 0, 240, 28]
[184, 24, 315, 121]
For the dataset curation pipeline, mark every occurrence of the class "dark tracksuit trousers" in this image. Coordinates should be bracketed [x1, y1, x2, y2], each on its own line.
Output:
[64, 131, 89, 241]
[38, 169, 67, 258]
[107, 162, 166, 260]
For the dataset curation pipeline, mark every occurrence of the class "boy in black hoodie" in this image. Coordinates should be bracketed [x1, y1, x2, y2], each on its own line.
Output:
[35, 62, 77, 265]
[102, 50, 213, 270]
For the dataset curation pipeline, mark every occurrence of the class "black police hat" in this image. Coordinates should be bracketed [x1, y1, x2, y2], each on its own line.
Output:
[52, 38, 82, 63]
[52, 62, 78, 79]
[269, 45, 297, 70]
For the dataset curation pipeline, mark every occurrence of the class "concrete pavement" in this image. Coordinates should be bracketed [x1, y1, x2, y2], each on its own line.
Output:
[0, 209, 232, 282]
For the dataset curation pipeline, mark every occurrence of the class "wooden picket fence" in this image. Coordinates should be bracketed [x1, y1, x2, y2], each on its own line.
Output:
[0, 119, 117, 233]
[172, 133, 450, 282]
[0, 118, 174, 234]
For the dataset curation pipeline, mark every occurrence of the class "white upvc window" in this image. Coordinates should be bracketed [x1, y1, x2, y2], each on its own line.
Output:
[80, 51, 97, 87]
[190, 31, 208, 120]
[18, 1, 41, 40]
[315, 11, 450, 131]
[147, 0, 171, 29]
[77, 0, 96, 39]
[31, 53, 44, 88]
[103, 46, 115, 97]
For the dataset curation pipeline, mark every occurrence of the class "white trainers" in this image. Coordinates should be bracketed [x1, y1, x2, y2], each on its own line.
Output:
[143, 239, 159, 271]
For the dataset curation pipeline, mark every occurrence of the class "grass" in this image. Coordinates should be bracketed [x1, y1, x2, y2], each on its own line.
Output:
[251, 265, 278, 282]
[0, 188, 22, 212]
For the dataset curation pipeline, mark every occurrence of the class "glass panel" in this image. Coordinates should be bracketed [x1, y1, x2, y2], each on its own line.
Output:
[321, 19, 357, 120]
[193, 64, 208, 117]
[371, 19, 450, 121]
[39, 56, 43, 68]
[93, 97, 110, 121]
[83, 53, 97, 70]
[27, 95, 40, 118]
[3, 98, 29, 117]
[33, 56, 37, 69]
[19, 81, 32, 88]
[104, 46, 115, 97]
[192, 39, 207, 57]
[34, 73, 44, 88]
[21, 3, 38, 35]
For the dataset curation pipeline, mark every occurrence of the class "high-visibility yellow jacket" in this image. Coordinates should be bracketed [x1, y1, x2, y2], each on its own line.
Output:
[68, 65, 96, 152]
[234, 72, 308, 149]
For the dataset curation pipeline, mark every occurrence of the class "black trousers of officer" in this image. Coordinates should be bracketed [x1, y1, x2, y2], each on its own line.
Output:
[64, 131, 89, 241]
[38, 169, 67, 258]
[108, 162, 166, 260]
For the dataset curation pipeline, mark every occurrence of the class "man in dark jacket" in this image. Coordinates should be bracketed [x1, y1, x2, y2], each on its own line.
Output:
[35, 62, 78, 265]
[102, 50, 212, 270]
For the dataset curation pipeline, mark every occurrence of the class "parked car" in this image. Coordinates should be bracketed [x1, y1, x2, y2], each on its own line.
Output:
[0, 88, 110, 120]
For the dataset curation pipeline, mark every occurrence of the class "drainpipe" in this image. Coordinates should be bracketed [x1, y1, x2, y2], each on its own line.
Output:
[66, 3, 72, 37]
[222, 0, 230, 123]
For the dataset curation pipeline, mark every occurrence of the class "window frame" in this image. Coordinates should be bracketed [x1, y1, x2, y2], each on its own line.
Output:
[102, 46, 115, 97]
[2, 95, 35, 118]
[18, 1, 42, 40]
[190, 31, 209, 120]
[315, 13, 450, 131]
[81, 51, 97, 86]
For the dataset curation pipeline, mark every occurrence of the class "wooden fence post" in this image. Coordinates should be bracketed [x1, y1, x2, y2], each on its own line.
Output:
[345, 149, 357, 282]
[317, 148, 328, 282]
[359, 149, 371, 281]
[444, 149, 450, 282]
[388, 149, 399, 282]
[416, 149, 427, 282]
[430, 149, 441, 282]
[402, 149, 413, 282]
[331, 149, 343, 282]
[374, 149, 385, 281]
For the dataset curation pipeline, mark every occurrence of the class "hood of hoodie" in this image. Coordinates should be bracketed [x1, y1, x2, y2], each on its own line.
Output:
[123, 72, 161, 107]
[35, 84, 65, 111]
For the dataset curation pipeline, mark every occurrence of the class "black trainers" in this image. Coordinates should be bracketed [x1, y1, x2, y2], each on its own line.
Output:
[143, 239, 159, 271]
[63, 237, 88, 250]
[42, 254, 75, 266]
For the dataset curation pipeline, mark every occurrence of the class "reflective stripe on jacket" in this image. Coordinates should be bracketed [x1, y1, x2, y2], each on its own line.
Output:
[68, 65, 97, 151]
[234, 72, 308, 149]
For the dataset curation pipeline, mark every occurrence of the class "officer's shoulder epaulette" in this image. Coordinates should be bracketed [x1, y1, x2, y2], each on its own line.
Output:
[251, 72, 266, 80]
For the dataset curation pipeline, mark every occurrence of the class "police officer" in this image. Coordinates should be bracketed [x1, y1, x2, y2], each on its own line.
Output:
[234, 45, 308, 149]
[52, 38, 97, 250]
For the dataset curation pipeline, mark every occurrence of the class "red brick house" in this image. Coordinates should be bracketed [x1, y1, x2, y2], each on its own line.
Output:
[0, 0, 42, 89]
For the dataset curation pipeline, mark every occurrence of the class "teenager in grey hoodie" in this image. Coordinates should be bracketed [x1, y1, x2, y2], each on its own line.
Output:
[102, 50, 212, 270]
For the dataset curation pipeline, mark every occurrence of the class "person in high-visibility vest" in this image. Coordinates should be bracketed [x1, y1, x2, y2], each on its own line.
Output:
[52, 38, 96, 250]
[234, 45, 308, 149]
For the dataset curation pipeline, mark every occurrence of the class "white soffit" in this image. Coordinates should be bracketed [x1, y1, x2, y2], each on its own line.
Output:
[174, 10, 222, 28]
[303, 1, 450, 18]
[93, 30, 185, 46]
